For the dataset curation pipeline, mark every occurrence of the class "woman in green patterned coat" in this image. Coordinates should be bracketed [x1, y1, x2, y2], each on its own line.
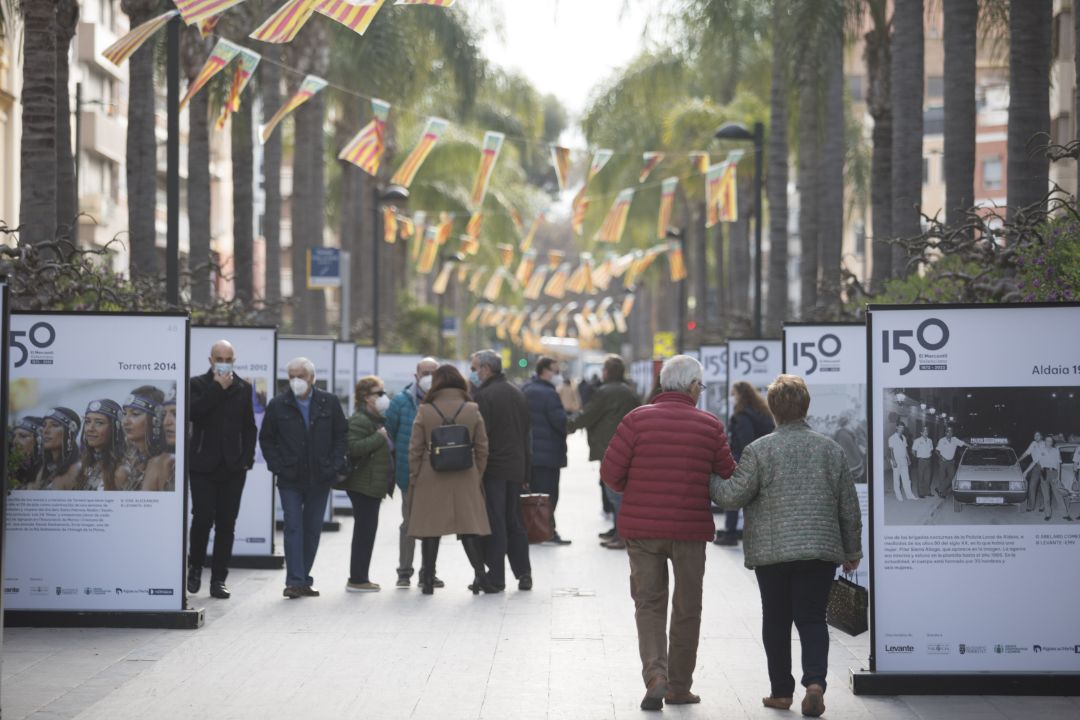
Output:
[711, 374, 862, 719]
[338, 375, 392, 593]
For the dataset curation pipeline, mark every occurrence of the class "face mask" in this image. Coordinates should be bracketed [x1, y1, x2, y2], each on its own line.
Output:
[289, 378, 309, 397]
[550, 373, 564, 388]
[469, 370, 481, 386]
[374, 395, 391, 413]
[418, 375, 433, 392]
[214, 362, 233, 376]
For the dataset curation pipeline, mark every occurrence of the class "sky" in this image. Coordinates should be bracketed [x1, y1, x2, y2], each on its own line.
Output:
[476, 1, 657, 120]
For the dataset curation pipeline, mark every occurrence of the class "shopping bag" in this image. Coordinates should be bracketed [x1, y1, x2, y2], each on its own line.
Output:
[519, 490, 554, 544]
[826, 572, 868, 636]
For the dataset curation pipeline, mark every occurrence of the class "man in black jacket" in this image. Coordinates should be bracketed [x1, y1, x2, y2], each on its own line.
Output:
[188, 340, 257, 600]
[471, 349, 533, 591]
[259, 357, 348, 599]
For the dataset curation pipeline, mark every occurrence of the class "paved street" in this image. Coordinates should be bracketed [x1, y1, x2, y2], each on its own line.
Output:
[4, 435, 1079, 720]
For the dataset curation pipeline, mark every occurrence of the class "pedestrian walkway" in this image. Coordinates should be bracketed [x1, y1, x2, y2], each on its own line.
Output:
[3, 435, 1078, 719]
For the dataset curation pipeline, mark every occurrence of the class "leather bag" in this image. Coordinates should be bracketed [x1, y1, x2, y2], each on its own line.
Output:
[826, 572, 868, 636]
[519, 489, 554, 544]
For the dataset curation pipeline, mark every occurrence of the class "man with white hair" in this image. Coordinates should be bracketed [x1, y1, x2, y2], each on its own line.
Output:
[259, 357, 348, 599]
[601, 354, 736, 711]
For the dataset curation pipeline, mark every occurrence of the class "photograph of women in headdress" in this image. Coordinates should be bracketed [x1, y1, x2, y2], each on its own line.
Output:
[35, 407, 82, 490]
[11, 415, 44, 489]
[116, 386, 174, 491]
[76, 399, 126, 491]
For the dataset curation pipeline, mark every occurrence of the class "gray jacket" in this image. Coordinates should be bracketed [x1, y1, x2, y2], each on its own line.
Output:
[710, 420, 862, 569]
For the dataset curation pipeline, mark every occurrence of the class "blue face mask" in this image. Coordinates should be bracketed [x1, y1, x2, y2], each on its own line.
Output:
[469, 370, 481, 386]
[214, 362, 233, 376]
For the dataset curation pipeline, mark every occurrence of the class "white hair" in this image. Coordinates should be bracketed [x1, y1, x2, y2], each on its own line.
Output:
[287, 356, 316, 379]
[659, 355, 703, 393]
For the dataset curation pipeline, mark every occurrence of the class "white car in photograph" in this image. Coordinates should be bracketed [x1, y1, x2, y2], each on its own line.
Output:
[952, 441, 1027, 512]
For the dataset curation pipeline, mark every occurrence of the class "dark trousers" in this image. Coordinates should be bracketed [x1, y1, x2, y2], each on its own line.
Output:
[278, 481, 331, 588]
[754, 560, 837, 697]
[347, 491, 381, 584]
[189, 469, 247, 583]
[530, 466, 561, 527]
[723, 509, 739, 535]
[482, 476, 531, 586]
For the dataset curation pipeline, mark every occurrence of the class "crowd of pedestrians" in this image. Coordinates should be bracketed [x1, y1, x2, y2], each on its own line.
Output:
[181, 341, 864, 717]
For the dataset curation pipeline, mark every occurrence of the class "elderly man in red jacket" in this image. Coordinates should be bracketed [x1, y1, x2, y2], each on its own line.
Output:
[601, 354, 737, 711]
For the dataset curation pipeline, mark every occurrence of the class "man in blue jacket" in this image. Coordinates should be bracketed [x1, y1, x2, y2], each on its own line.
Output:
[259, 357, 347, 599]
[523, 356, 570, 545]
[384, 356, 440, 588]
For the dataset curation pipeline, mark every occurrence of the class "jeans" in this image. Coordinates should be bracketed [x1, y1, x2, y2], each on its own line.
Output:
[626, 539, 706, 692]
[604, 484, 623, 535]
[189, 470, 246, 583]
[277, 481, 331, 588]
[754, 560, 837, 697]
[347, 491, 381, 584]
[398, 487, 415, 579]
[530, 466, 561, 528]
[482, 477, 531, 586]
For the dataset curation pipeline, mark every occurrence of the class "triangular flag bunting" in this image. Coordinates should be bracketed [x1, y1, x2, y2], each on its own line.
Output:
[550, 146, 571, 191]
[417, 226, 440, 274]
[595, 188, 634, 243]
[570, 149, 613, 235]
[390, 117, 449, 187]
[259, 75, 327, 143]
[315, 0, 387, 37]
[689, 151, 710, 175]
[249, 0, 319, 43]
[639, 152, 664, 183]
[515, 249, 537, 287]
[175, 0, 248, 26]
[102, 10, 179, 66]
[216, 46, 261, 130]
[383, 207, 398, 244]
[524, 266, 548, 300]
[497, 243, 515, 268]
[396, 0, 455, 5]
[198, 13, 224, 37]
[338, 98, 391, 175]
[470, 131, 504, 208]
[432, 258, 456, 295]
[180, 38, 242, 111]
[657, 177, 678, 239]
[465, 211, 483, 241]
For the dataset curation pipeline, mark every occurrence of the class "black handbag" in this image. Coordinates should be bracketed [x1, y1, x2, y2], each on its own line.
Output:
[826, 572, 868, 636]
[429, 401, 473, 472]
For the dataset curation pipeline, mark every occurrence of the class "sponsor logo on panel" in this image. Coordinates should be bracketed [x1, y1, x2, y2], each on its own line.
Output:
[11, 321, 56, 367]
[732, 344, 773, 377]
[885, 644, 915, 654]
[958, 644, 987, 655]
[1032, 644, 1076, 654]
[881, 318, 949, 375]
[926, 643, 950, 655]
[789, 333, 842, 376]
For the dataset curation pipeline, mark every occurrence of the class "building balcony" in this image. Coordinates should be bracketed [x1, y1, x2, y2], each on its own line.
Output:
[76, 21, 124, 81]
[80, 109, 125, 164]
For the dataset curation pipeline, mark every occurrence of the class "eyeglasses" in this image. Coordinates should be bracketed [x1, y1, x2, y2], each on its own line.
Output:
[371, 390, 386, 397]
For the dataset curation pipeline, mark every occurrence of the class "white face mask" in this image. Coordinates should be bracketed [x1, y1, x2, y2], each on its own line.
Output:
[374, 394, 391, 414]
[418, 375, 433, 392]
[550, 373, 564, 388]
[289, 377, 310, 397]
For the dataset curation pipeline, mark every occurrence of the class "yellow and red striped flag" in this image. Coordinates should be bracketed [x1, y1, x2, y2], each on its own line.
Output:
[249, 0, 318, 43]
[689, 151, 710, 175]
[316, 0, 386, 37]
[395, 0, 455, 5]
[639, 151, 664, 183]
[417, 226, 440, 274]
[432, 257, 456, 295]
[515, 249, 537, 287]
[382, 207, 398, 244]
[657, 177, 678, 239]
[396, 214, 414, 241]
[546, 249, 565, 270]
[459, 234, 479, 256]
[180, 38, 241, 111]
[468, 267, 489, 295]
[409, 211, 427, 260]
[586, 148, 614, 182]
[259, 75, 327, 143]
[390, 117, 449, 187]
[198, 13, 224, 37]
[102, 9, 178, 66]
[338, 98, 391, 175]
[550, 146, 571, 191]
[483, 268, 508, 302]
[470, 131, 504, 208]
[621, 292, 636, 318]
[435, 213, 454, 245]
[466, 304, 485, 325]
[465, 211, 483, 241]
[523, 266, 548, 300]
[457, 262, 471, 283]
[570, 148, 613, 235]
[595, 188, 634, 243]
[667, 239, 687, 281]
[175, 0, 247, 26]
[716, 151, 742, 222]
[544, 263, 570, 299]
[510, 207, 525, 235]
[570, 195, 590, 236]
[497, 243, 515, 268]
[520, 210, 544, 252]
[705, 162, 724, 227]
[567, 254, 594, 295]
[216, 46, 261, 130]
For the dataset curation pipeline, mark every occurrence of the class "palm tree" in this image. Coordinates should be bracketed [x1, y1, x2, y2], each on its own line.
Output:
[765, 2, 789, 335]
[231, 100, 256, 304]
[818, 21, 845, 316]
[19, 0, 59, 246]
[943, 0, 977, 225]
[121, 0, 161, 277]
[55, 0, 79, 238]
[181, 26, 212, 304]
[797, 77, 820, 315]
[259, 44, 282, 313]
[862, 0, 892, 291]
[1006, 0, 1051, 219]
[889, 0, 923, 277]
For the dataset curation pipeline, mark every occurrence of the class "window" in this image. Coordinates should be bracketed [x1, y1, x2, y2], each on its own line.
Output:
[982, 156, 1002, 190]
[847, 75, 865, 102]
[927, 76, 944, 98]
[922, 158, 929, 185]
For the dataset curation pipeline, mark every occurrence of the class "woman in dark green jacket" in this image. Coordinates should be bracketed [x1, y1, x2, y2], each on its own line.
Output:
[339, 375, 392, 592]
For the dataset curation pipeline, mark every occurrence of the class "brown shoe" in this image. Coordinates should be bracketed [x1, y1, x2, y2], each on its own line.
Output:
[283, 586, 303, 599]
[299, 586, 320, 597]
[801, 685, 825, 717]
[603, 537, 626, 550]
[665, 690, 701, 705]
[762, 695, 793, 710]
[640, 675, 669, 711]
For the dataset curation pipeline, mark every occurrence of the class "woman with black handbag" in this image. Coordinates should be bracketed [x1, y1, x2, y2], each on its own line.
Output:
[710, 375, 862, 718]
[406, 365, 494, 595]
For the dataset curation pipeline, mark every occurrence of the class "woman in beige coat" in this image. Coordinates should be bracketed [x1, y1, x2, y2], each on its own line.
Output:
[407, 364, 493, 594]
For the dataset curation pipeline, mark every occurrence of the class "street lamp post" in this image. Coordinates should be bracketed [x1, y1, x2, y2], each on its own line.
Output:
[372, 183, 409, 354]
[668, 226, 687, 353]
[165, 17, 181, 306]
[714, 121, 764, 337]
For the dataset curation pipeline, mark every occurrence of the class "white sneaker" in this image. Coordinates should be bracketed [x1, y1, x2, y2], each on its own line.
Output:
[346, 581, 381, 593]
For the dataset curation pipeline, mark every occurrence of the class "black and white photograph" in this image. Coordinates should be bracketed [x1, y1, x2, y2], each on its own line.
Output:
[807, 383, 868, 484]
[880, 385, 1080, 526]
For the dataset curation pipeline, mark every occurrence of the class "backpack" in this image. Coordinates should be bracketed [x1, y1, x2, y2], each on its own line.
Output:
[429, 400, 474, 472]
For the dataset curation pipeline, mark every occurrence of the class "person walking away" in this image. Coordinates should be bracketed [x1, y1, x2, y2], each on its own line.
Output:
[259, 357, 348, 599]
[933, 425, 967, 497]
[384, 357, 441, 588]
[887, 421, 916, 502]
[471, 349, 533, 590]
[188, 340, 257, 600]
[601, 355, 736, 711]
[715, 381, 775, 546]
[338, 375, 393, 592]
[568, 355, 640, 549]
[912, 427, 934, 498]
[711, 374, 862, 718]
[523, 356, 571, 545]
[407, 364, 493, 594]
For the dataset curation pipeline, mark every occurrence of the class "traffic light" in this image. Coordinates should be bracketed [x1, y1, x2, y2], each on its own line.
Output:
[518, 358, 528, 368]
[687, 320, 698, 331]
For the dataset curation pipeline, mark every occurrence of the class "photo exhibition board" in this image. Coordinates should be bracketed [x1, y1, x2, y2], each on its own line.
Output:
[783, 323, 869, 589]
[332, 342, 357, 512]
[726, 339, 782, 400]
[354, 346, 377, 382]
[5, 313, 188, 611]
[699, 345, 729, 421]
[377, 354, 423, 396]
[189, 327, 277, 558]
[868, 304, 1080, 673]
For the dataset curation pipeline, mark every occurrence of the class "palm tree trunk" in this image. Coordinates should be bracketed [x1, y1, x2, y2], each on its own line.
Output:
[55, 0, 79, 241]
[890, 0, 923, 278]
[798, 80, 820, 316]
[260, 46, 283, 312]
[692, 203, 708, 338]
[232, 101, 255, 304]
[122, 0, 160, 278]
[19, 0, 58, 247]
[943, 0, 977, 225]
[818, 23, 844, 316]
[182, 27, 211, 305]
[865, 4, 893, 291]
[1007, 0, 1051, 219]
[766, 4, 789, 335]
[292, 92, 328, 334]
